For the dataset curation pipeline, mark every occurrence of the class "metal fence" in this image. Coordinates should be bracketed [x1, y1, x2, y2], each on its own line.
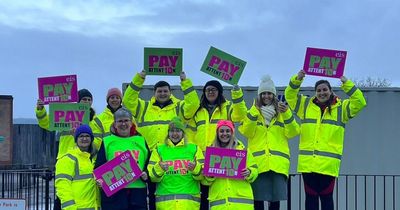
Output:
[1, 169, 399, 210]
[1, 169, 53, 210]
[287, 174, 400, 210]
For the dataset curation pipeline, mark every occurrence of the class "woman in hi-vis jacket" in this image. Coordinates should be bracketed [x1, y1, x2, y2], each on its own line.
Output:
[185, 80, 247, 210]
[202, 120, 258, 210]
[285, 70, 366, 210]
[55, 125, 99, 210]
[239, 75, 300, 210]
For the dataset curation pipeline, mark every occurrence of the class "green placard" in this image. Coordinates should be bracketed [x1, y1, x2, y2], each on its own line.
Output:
[49, 103, 89, 131]
[200, 46, 246, 85]
[144, 47, 183, 76]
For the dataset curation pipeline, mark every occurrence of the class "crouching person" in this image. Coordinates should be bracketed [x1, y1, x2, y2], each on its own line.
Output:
[148, 117, 204, 210]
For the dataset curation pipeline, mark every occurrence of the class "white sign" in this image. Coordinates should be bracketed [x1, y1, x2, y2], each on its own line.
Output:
[0, 199, 26, 210]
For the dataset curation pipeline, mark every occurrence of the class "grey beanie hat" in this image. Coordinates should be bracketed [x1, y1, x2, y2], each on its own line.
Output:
[258, 75, 276, 95]
[114, 106, 132, 121]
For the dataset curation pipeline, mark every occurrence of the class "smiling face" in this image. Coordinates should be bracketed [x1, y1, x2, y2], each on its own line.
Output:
[260, 91, 275, 106]
[154, 86, 171, 103]
[168, 127, 184, 143]
[108, 95, 121, 110]
[217, 125, 232, 145]
[76, 133, 92, 152]
[205, 85, 219, 104]
[115, 117, 132, 137]
[315, 83, 332, 103]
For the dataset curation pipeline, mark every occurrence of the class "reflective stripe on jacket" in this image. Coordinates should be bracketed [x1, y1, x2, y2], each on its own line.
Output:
[239, 104, 299, 176]
[186, 88, 247, 152]
[202, 142, 258, 210]
[55, 147, 99, 210]
[90, 107, 114, 150]
[285, 74, 367, 177]
[122, 73, 199, 150]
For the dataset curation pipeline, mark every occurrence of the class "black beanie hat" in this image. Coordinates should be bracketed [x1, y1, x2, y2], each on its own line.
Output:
[154, 81, 170, 91]
[203, 80, 223, 93]
[78, 89, 93, 102]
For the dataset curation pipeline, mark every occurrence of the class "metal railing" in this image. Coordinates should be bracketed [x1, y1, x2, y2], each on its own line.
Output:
[1, 169, 54, 210]
[288, 174, 400, 210]
[1, 169, 399, 210]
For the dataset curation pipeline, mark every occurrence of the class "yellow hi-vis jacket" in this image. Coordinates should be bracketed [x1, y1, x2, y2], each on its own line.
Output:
[35, 107, 96, 159]
[122, 73, 199, 151]
[148, 139, 204, 210]
[239, 103, 300, 176]
[185, 89, 247, 152]
[285, 74, 367, 177]
[202, 142, 258, 210]
[90, 107, 114, 151]
[55, 147, 100, 210]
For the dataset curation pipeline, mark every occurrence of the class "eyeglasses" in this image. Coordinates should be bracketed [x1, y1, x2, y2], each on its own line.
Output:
[205, 88, 218, 93]
[78, 134, 91, 139]
[116, 119, 131, 124]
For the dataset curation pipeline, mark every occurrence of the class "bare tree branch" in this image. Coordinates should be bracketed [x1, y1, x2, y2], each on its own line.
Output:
[350, 77, 391, 87]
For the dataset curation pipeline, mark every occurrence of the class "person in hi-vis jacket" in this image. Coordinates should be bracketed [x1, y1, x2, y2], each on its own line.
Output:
[202, 120, 258, 210]
[285, 70, 366, 210]
[148, 117, 204, 210]
[239, 75, 300, 210]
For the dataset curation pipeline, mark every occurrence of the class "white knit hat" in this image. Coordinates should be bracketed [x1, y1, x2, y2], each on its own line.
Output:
[258, 75, 276, 95]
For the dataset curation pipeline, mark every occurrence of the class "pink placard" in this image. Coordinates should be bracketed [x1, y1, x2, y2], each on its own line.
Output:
[303, 47, 347, 78]
[93, 151, 142, 197]
[38, 75, 78, 104]
[203, 147, 247, 179]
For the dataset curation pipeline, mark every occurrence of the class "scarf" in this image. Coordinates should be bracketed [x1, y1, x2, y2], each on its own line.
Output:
[260, 104, 276, 126]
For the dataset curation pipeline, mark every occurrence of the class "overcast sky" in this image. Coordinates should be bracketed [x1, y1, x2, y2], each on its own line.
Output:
[1, 0, 399, 118]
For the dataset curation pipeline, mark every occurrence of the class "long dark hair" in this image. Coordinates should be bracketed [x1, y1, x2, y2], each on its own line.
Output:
[314, 80, 335, 114]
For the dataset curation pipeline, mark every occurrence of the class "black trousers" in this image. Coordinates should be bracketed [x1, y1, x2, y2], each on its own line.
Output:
[100, 188, 148, 210]
[302, 173, 336, 210]
[147, 181, 156, 210]
[53, 196, 61, 210]
[254, 200, 280, 210]
[200, 184, 209, 210]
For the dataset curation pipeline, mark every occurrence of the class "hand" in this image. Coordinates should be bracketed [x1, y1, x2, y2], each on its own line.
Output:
[180, 71, 186, 81]
[340, 76, 348, 83]
[139, 70, 146, 79]
[96, 179, 103, 187]
[187, 159, 196, 171]
[140, 171, 148, 181]
[241, 168, 250, 178]
[277, 101, 288, 113]
[232, 84, 240, 91]
[159, 161, 169, 171]
[297, 70, 306, 80]
[36, 99, 44, 110]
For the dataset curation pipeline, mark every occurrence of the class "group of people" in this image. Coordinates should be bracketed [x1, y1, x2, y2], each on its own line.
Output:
[36, 69, 367, 210]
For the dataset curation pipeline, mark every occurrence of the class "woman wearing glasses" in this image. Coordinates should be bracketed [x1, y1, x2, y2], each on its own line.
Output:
[55, 124, 100, 210]
[185, 80, 247, 210]
[95, 107, 150, 210]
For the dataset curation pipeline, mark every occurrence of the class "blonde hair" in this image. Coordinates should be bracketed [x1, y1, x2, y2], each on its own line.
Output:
[211, 128, 238, 149]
